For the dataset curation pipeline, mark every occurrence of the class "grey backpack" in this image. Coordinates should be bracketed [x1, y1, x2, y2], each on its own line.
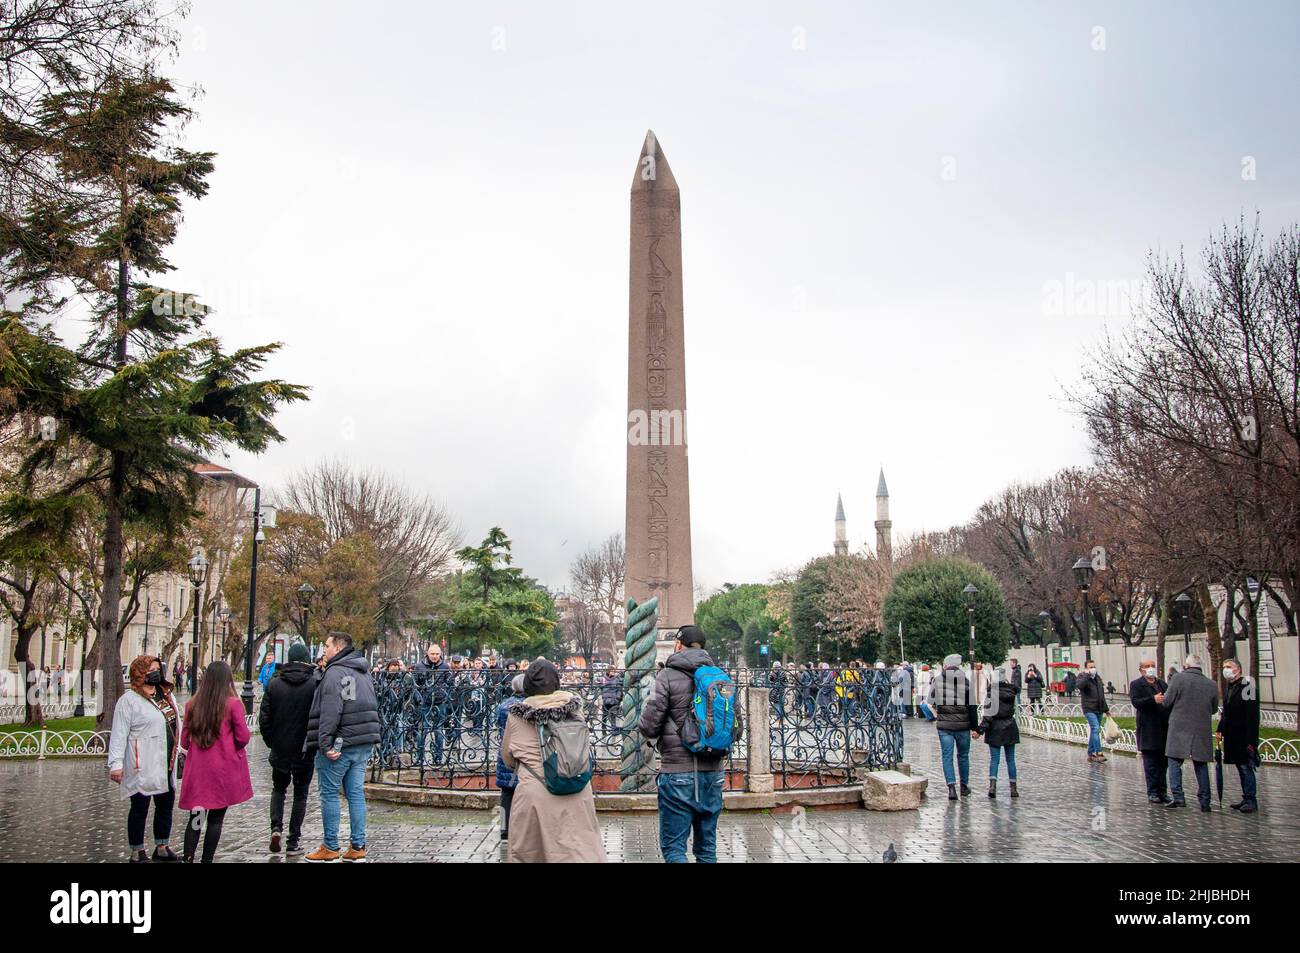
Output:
[524, 720, 593, 795]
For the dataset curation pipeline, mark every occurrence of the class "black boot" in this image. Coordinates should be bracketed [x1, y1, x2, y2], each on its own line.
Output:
[960, 783, 971, 797]
[988, 778, 997, 798]
[1009, 781, 1019, 798]
[948, 784, 958, 801]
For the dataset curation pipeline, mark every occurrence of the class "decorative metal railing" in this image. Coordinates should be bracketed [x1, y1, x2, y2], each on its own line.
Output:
[1016, 713, 1300, 766]
[369, 666, 902, 789]
[370, 667, 740, 788]
[0, 714, 258, 759]
[0, 701, 81, 725]
[761, 668, 903, 787]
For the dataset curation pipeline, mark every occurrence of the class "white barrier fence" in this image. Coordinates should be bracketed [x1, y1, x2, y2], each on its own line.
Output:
[0, 714, 259, 760]
[1018, 701, 1298, 731]
[1016, 712, 1300, 766]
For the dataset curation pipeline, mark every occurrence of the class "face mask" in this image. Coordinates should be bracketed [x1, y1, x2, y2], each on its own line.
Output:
[1086, 668, 1096, 676]
[1144, 667, 1157, 677]
[1222, 668, 1235, 680]
[145, 670, 163, 686]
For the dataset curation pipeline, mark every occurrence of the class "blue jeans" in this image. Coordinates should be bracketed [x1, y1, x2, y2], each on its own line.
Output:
[657, 771, 724, 863]
[937, 730, 971, 786]
[316, 745, 372, 850]
[988, 744, 1017, 781]
[1235, 763, 1257, 804]
[1167, 757, 1210, 808]
[1084, 711, 1103, 756]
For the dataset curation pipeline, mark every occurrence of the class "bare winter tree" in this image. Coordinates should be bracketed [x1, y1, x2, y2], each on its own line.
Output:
[278, 459, 460, 638]
[569, 532, 624, 652]
[562, 599, 602, 665]
[1076, 219, 1299, 696]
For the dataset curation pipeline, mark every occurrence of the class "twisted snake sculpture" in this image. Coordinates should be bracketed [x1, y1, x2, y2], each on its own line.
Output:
[619, 595, 659, 792]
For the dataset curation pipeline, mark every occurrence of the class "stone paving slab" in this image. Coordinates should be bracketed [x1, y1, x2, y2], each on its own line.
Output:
[1, 721, 1295, 862]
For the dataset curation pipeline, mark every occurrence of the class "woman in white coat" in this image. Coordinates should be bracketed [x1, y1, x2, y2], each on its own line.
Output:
[107, 656, 181, 862]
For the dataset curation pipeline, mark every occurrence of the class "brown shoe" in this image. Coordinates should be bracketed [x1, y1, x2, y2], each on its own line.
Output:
[305, 844, 341, 863]
[341, 845, 367, 863]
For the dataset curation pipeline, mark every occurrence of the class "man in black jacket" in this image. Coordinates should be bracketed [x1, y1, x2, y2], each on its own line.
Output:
[1218, 659, 1261, 813]
[1077, 661, 1109, 763]
[639, 625, 742, 864]
[1129, 658, 1170, 803]
[259, 642, 320, 854]
[305, 632, 380, 863]
[926, 654, 979, 800]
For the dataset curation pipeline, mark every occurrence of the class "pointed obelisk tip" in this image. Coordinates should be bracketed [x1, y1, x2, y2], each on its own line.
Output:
[632, 128, 677, 191]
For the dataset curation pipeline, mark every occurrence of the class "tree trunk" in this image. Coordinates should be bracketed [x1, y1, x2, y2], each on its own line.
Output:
[96, 468, 127, 728]
[1196, 582, 1223, 690]
[98, 247, 131, 727]
[1155, 593, 1168, 678]
[11, 625, 44, 727]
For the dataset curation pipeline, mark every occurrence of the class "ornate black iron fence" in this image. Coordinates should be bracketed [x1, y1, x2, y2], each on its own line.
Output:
[758, 667, 904, 787]
[369, 665, 900, 790]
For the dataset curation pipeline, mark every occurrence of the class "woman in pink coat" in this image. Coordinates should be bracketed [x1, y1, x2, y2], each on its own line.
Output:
[178, 661, 254, 862]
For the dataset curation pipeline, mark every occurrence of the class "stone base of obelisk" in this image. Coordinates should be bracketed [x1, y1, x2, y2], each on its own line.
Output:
[614, 630, 683, 668]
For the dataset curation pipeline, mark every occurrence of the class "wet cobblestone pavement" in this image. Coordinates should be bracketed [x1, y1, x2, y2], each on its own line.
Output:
[3, 721, 1296, 862]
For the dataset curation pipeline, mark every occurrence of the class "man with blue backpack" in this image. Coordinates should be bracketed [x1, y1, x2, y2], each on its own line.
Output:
[639, 625, 743, 863]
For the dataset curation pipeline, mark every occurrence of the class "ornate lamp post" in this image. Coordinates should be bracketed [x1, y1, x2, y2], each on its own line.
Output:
[1072, 557, 1095, 663]
[240, 493, 272, 715]
[297, 582, 316, 653]
[143, 600, 170, 657]
[218, 603, 231, 665]
[1174, 591, 1192, 659]
[188, 551, 208, 692]
[962, 583, 978, 675]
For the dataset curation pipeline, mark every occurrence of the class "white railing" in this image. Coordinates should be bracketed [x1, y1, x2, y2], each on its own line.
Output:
[1016, 714, 1299, 766]
[0, 714, 259, 760]
[0, 702, 81, 724]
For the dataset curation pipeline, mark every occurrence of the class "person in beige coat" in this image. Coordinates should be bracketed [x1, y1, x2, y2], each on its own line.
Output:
[501, 659, 606, 863]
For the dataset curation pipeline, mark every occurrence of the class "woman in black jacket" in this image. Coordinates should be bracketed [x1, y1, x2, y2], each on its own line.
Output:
[1024, 665, 1046, 712]
[979, 676, 1021, 798]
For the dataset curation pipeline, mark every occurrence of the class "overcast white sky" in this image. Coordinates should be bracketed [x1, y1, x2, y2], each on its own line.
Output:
[159, 1, 1300, 596]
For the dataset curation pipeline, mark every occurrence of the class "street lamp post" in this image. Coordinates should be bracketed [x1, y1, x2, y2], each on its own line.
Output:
[143, 600, 169, 658]
[1174, 591, 1192, 659]
[240, 489, 266, 715]
[1072, 557, 1095, 663]
[963, 583, 978, 678]
[218, 603, 231, 666]
[297, 582, 316, 654]
[188, 551, 208, 693]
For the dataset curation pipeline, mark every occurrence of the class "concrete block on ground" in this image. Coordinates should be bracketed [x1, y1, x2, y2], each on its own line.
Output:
[861, 769, 926, 811]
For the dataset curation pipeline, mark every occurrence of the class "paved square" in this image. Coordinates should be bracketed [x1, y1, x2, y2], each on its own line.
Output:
[2, 721, 1294, 862]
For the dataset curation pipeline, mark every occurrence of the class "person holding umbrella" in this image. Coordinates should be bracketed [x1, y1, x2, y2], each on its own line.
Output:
[1217, 659, 1261, 814]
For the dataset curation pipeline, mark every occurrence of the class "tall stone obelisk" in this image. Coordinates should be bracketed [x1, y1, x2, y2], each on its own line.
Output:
[625, 130, 694, 637]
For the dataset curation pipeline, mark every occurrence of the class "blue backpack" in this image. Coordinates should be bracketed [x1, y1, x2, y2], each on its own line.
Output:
[679, 666, 739, 756]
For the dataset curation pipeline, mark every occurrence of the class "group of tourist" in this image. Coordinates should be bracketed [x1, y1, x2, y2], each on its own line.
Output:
[922, 651, 1263, 815]
[108, 631, 380, 863]
[1129, 656, 1261, 813]
[107, 624, 745, 864]
[491, 624, 743, 863]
